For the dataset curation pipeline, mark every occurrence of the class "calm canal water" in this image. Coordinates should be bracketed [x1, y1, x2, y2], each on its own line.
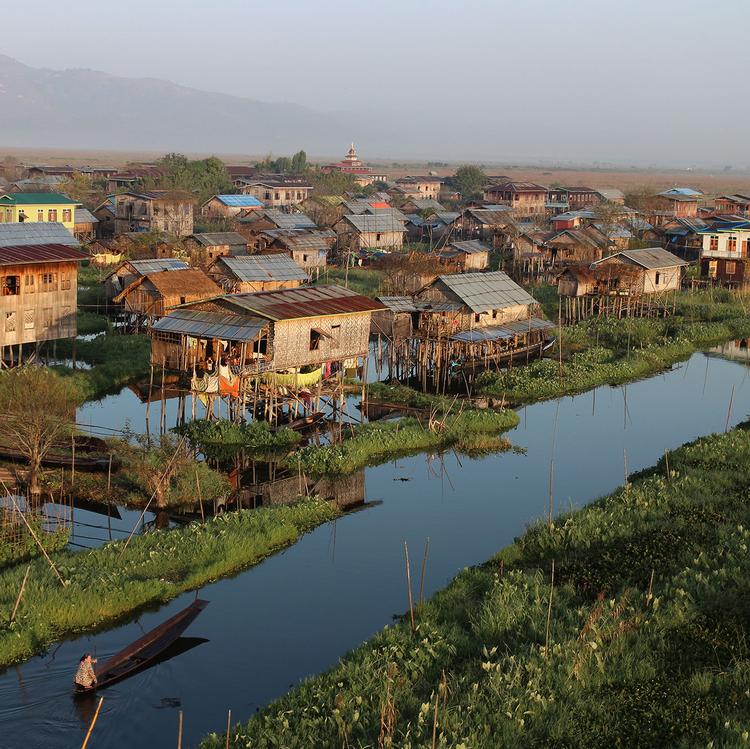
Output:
[0, 351, 748, 749]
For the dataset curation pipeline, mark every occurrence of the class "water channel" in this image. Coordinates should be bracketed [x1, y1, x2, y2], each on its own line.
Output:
[0, 350, 748, 748]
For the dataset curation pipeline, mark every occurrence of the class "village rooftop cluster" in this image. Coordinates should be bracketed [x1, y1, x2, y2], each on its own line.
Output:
[0, 147, 747, 411]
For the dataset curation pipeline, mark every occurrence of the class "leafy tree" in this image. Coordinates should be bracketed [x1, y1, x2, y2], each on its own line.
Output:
[450, 165, 487, 200]
[58, 173, 105, 208]
[290, 150, 308, 173]
[0, 368, 82, 494]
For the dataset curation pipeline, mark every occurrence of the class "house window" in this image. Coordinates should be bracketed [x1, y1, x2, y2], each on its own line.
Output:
[48, 209, 58, 222]
[376, 233, 382, 242]
[23, 310, 34, 330]
[743, 239, 750, 257]
[37, 209, 44, 222]
[330, 324, 341, 346]
[24, 275, 34, 293]
[302, 254, 308, 263]
[274, 192, 280, 201]
[474, 313, 481, 323]
[727, 236, 738, 252]
[62, 209, 72, 223]
[42, 308, 53, 329]
[40, 273, 57, 292]
[309, 329, 322, 351]
[492, 310, 498, 319]
[5, 312, 16, 332]
[726, 261, 736, 275]
[180, 296, 186, 305]
[2, 276, 20, 296]
[708, 260, 718, 278]
[655, 272, 661, 285]
[60, 273, 71, 291]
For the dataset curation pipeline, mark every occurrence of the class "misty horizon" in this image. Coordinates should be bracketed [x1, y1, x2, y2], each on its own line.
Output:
[2, 0, 749, 169]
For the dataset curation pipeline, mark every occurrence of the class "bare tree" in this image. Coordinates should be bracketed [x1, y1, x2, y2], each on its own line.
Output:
[0, 368, 81, 494]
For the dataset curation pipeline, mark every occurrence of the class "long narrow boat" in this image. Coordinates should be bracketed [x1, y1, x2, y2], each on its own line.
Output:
[74, 599, 209, 694]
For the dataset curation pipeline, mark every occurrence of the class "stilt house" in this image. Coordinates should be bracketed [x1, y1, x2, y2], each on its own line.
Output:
[150, 285, 385, 373]
[103, 258, 190, 301]
[0, 242, 87, 356]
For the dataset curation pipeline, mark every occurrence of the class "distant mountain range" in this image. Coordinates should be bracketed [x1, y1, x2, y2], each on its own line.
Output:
[0, 54, 395, 157]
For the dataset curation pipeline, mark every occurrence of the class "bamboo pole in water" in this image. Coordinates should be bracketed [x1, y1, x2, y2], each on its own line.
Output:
[225, 709, 232, 749]
[10, 564, 31, 623]
[404, 541, 415, 631]
[419, 537, 430, 606]
[80, 697, 104, 749]
[725, 384, 735, 433]
[176, 710, 183, 749]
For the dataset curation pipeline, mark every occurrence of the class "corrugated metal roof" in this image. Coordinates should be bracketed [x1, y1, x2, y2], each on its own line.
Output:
[434, 271, 538, 313]
[191, 232, 248, 247]
[152, 309, 266, 342]
[659, 187, 702, 198]
[0, 243, 88, 266]
[451, 317, 554, 342]
[449, 240, 491, 255]
[342, 214, 406, 233]
[466, 208, 515, 226]
[595, 247, 688, 270]
[0, 192, 78, 205]
[261, 210, 317, 230]
[269, 233, 330, 252]
[128, 258, 190, 274]
[377, 296, 418, 313]
[0, 222, 80, 248]
[214, 195, 263, 207]
[435, 212, 460, 224]
[74, 208, 98, 224]
[225, 285, 386, 321]
[219, 254, 309, 282]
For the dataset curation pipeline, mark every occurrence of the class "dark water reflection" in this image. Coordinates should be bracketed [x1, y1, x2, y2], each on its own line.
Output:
[0, 352, 748, 748]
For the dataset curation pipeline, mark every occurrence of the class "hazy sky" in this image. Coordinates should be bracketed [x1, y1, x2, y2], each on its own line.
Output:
[3, 0, 750, 165]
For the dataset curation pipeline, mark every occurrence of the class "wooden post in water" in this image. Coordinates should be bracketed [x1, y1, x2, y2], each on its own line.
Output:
[71, 434, 76, 486]
[80, 697, 104, 749]
[225, 709, 232, 749]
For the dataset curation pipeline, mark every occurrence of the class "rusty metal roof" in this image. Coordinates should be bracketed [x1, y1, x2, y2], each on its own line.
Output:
[0, 243, 88, 266]
[224, 285, 386, 321]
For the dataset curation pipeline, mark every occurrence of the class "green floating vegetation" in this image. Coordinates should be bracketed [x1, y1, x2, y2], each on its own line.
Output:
[478, 313, 750, 405]
[202, 426, 750, 749]
[0, 499, 338, 668]
[293, 408, 519, 477]
[175, 418, 301, 462]
[76, 310, 111, 336]
[52, 334, 152, 401]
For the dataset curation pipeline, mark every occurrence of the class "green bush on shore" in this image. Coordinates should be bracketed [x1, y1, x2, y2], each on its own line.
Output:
[0, 498, 339, 668]
[202, 426, 750, 749]
[293, 408, 519, 477]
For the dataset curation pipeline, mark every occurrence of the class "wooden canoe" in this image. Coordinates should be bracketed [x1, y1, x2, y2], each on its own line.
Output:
[74, 599, 209, 694]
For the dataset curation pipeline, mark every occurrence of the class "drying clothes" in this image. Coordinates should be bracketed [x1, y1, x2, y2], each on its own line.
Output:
[219, 376, 239, 397]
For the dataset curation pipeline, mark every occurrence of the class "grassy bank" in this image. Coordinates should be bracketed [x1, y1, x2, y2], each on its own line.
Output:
[315, 267, 385, 298]
[202, 425, 750, 748]
[478, 308, 750, 406]
[0, 499, 338, 668]
[293, 407, 519, 477]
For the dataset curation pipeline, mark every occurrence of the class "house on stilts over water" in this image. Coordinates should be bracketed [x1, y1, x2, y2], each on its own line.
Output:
[373, 271, 554, 391]
[149, 285, 385, 423]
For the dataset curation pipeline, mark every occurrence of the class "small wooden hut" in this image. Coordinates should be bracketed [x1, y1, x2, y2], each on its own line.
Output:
[206, 254, 309, 293]
[113, 268, 222, 322]
[103, 258, 190, 301]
